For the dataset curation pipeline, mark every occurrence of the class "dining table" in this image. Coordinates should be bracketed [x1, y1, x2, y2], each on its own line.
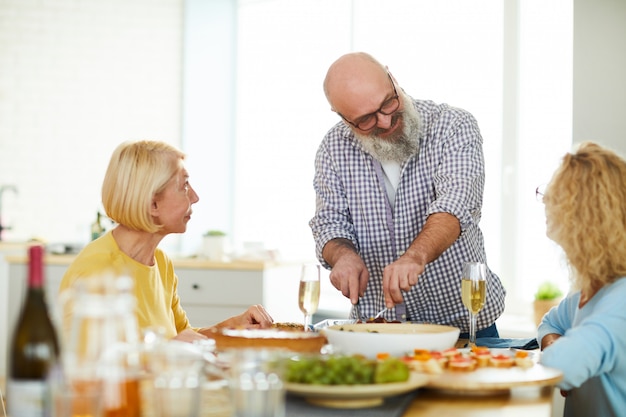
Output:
[0, 378, 559, 417]
[281, 336, 561, 417]
[0, 338, 564, 417]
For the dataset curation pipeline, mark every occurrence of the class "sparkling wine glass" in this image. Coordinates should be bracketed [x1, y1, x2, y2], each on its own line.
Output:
[298, 263, 320, 332]
[461, 261, 487, 347]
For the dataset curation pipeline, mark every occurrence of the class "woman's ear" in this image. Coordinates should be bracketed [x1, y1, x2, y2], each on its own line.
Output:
[150, 198, 159, 216]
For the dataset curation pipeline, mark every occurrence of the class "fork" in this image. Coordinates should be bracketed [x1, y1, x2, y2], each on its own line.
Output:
[374, 307, 388, 319]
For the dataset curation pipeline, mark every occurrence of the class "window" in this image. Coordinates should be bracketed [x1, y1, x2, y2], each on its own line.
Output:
[182, 0, 573, 317]
[235, 0, 504, 259]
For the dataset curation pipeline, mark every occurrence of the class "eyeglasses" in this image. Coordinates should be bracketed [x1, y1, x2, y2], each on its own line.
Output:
[535, 184, 546, 202]
[336, 73, 400, 131]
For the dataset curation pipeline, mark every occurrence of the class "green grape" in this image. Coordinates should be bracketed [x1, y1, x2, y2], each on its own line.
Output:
[285, 354, 407, 386]
[345, 373, 356, 385]
[374, 357, 410, 383]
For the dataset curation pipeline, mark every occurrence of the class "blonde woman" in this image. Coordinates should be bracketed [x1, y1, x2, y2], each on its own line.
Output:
[60, 140, 273, 342]
[538, 142, 626, 416]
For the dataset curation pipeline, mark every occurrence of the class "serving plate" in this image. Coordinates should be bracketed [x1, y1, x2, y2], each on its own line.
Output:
[425, 349, 562, 394]
[285, 372, 429, 408]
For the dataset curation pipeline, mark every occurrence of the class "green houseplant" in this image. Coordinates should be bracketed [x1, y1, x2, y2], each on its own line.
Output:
[533, 281, 563, 325]
[202, 230, 227, 260]
[203, 230, 226, 237]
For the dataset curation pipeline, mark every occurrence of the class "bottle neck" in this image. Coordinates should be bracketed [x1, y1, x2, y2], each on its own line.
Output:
[28, 244, 45, 289]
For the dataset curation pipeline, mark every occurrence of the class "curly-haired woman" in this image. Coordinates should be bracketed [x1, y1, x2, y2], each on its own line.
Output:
[538, 142, 626, 417]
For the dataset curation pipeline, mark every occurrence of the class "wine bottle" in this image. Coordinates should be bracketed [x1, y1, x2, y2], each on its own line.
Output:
[90, 211, 105, 241]
[7, 244, 60, 417]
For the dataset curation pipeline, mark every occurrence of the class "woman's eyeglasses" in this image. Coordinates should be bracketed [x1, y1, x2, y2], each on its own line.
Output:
[535, 184, 546, 202]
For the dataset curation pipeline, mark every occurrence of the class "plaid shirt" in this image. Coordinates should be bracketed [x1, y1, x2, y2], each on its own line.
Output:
[309, 99, 506, 332]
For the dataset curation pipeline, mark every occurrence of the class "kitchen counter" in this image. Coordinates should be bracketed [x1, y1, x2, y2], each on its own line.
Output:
[0, 242, 32, 251]
[4, 253, 273, 270]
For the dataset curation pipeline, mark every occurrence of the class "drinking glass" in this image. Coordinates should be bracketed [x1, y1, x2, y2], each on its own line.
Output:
[150, 342, 204, 417]
[227, 349, 286, 417]
[57, 275, 143, 417]
[1, 386, 6, 417]
[461, 262, 487, 347]
[298, 263, 320, 331]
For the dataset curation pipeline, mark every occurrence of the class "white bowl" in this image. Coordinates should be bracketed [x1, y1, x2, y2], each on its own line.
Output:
[321, 323, 460, 358]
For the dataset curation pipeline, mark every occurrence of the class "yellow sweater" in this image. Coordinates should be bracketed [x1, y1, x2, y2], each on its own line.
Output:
[59, 231, 192, 339]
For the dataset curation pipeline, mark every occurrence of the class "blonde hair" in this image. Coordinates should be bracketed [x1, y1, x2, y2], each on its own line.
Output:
[544, 142, 626, 295]
[102, 140, 185, 233]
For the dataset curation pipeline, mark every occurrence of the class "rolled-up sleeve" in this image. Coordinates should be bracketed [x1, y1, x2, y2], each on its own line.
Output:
[428, 111, 484, 233]
[309, 141, 359, 268]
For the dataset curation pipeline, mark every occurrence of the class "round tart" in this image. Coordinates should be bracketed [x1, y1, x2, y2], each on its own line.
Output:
[448, 356, 477, 372]
[470, 346, 491, 367]
[489, 354, 515, 368]
[208, 327, 327, 353]
[514, 350, 534, 368]
[271, 322, 305, 331]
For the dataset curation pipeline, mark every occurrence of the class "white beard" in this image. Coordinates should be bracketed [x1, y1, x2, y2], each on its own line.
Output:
[354, 94, 422, 163]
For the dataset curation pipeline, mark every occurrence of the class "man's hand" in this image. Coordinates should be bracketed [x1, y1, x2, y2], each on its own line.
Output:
[382, 254, 425, 307]
[323, 238, 369, 305]
[381, 213, 460, 308]
[329, 252, 369, 304]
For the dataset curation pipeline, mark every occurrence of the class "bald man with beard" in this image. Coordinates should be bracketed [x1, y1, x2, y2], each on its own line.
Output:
[309, 52, 506, 338]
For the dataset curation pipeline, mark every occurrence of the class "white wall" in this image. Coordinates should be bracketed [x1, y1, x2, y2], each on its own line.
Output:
[573, 0, 626, 156]
[0, 0, 184, 246]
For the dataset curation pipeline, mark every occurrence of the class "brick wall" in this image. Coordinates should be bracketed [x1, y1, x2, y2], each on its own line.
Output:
[0, 0, 183, 244]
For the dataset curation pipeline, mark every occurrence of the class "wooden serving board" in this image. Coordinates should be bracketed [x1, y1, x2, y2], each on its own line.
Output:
[425, 363, 563, 393]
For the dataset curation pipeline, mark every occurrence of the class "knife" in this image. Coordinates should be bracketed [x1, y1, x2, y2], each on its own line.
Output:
[354, 299, 365, 322]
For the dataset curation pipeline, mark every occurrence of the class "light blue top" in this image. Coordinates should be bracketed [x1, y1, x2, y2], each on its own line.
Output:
[538, 277, 626, 417]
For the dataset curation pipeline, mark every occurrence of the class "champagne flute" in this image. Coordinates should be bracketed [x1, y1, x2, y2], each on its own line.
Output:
[298, 263, 320, 332]
[461, 261, 487, 347]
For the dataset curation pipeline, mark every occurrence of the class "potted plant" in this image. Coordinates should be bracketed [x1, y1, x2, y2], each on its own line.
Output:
[533, 281, 563, 326]
[202, 230, 227, 261]
[204, 230, 226, 237]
